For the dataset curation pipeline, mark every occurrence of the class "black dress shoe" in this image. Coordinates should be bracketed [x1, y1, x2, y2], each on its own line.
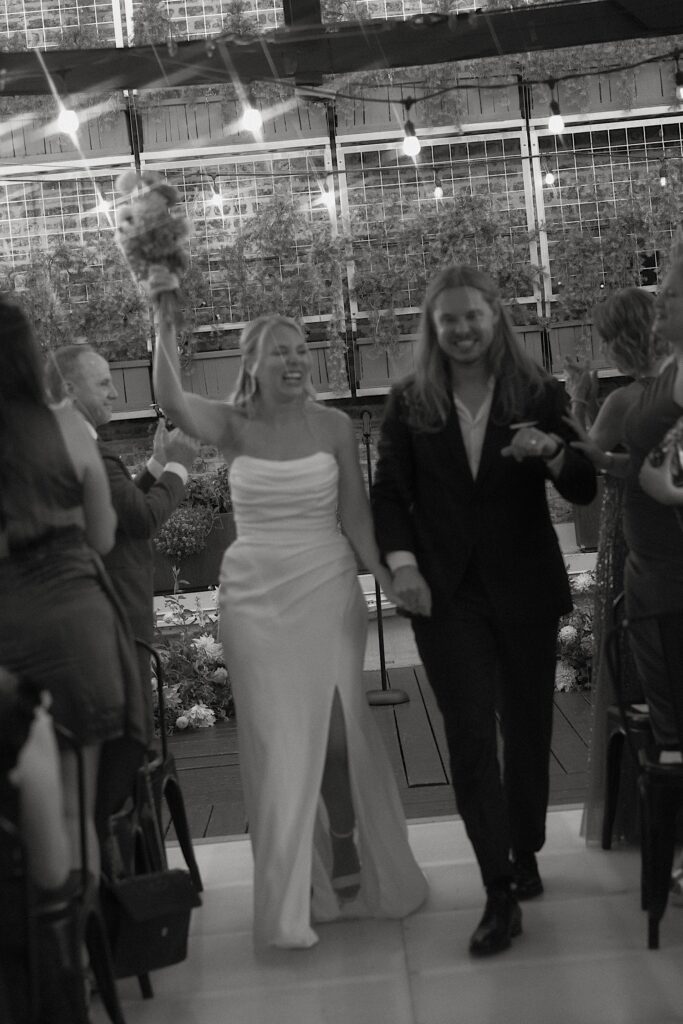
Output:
[469, 890, 522, 956]
[512, 852, 543, 900]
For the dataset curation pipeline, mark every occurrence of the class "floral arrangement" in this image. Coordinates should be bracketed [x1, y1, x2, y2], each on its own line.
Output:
[555, 606, 594, 691]
[554, 570, 596, 691]
[154, 595, 233, 732]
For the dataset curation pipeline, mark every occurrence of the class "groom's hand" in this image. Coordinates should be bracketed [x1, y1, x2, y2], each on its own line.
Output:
[392, 565, 432, 617]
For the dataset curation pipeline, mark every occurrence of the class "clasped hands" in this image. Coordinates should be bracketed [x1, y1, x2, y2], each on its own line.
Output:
[387, 564, 432, 618]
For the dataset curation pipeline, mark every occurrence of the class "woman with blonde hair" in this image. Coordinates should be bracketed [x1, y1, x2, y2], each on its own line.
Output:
[565, 286, 671, 846]
[151, 279, 427, 950]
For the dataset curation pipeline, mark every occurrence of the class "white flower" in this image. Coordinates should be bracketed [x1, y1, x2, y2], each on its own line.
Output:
[192, 634, 223, 660]
[175, 715, 189, 730]
[559, 625, 578, 643]
[162, 611, 176, 624]
[570, 572, 594, 593]
[185, 703, 216, 728]
[210, 667, 228, 683]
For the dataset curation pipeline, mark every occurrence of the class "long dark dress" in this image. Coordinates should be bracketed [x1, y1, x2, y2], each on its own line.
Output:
[581, 475, 642, 845]
[0, 404, 146, 749]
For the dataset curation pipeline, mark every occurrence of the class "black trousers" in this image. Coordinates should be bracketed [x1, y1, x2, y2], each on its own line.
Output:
[413, 565, 558, 889]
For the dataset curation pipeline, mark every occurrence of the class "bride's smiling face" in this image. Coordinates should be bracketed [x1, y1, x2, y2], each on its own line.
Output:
[253, 324, 312, 401]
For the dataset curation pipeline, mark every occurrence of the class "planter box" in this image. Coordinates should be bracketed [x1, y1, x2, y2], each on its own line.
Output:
[153, 512, 236, 594]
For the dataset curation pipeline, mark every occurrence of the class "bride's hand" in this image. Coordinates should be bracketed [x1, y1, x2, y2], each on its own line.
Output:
[145, 265, 180, 304]
[374, 565, 405, 611]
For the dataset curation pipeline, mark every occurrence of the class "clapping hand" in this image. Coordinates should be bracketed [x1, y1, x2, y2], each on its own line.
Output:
[562, 411, 603, 465]
[563, 354, 599, 408]
[145, 265, 180, 305]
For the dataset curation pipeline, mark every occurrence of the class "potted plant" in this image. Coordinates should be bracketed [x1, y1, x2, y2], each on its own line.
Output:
[154, 595, 234, 733]
[153, 465, 235, 593]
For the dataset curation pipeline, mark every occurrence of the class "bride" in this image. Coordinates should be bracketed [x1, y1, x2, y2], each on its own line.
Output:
[150, 274, 427, 949]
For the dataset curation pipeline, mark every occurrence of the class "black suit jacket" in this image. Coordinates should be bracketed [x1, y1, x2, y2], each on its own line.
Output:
[372, 376, 597, 623]
[99, 442, 186, 643]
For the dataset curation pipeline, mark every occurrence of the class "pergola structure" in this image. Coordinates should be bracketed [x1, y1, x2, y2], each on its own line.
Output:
[1, 0, 682, 94]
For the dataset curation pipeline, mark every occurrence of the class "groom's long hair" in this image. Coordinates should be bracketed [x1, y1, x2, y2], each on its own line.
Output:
[405, 265, 546, 432]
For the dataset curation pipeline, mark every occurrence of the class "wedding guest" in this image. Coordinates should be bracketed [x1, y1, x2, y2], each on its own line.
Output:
[372, 264, 596, 955]
[0, 297, 147, 877]
[622, 261, 683, 756]
[564, 289, 670, 844]
[0, 670, 70, 1024]
[150, 269, 427, 949]
[46, 346, 198, 827]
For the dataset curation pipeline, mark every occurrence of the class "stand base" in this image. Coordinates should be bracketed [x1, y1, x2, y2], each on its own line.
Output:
[366, 689, 410, 706]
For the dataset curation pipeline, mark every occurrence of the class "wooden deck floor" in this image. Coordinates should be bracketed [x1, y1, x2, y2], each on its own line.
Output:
[166, 665, 593, 839]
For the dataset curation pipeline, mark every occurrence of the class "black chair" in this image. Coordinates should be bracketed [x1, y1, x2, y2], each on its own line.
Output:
[602, 707, 652, 850]
[605, 600, 683, 949]
[136, 639, 203, 892]
[0, 723, 127, 1024]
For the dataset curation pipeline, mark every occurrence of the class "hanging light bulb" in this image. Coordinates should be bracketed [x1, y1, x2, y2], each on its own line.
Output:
[166, 29, 178, 57]
[548, 99, 564, 135]
[95, 192, 111, 215]
[543, 162, 555, 186]
[241, 91, 263, 135]
[659, 159, 668, 187]
[400, 97, 421, 160]
[433, 176, 444, 201]
[57, 106, 79, 137]
[319, 183, 335, 213]
[205, 38, 217, 58]
[208, 187, 224, 212]
[402, 121, 421, 159]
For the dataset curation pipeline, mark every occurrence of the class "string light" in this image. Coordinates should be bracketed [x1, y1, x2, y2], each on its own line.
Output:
[542, 161, 555, 186]
[401, 98, 421, 160]
[205, 38, 216, 58]
[433, 175, 444, 200]
[659, 158, 668, 187]
[318, 183, 335, 213]
[548, 92, 565, 135]
[56, 106, 79, 137]
[240, 90, 263, 135]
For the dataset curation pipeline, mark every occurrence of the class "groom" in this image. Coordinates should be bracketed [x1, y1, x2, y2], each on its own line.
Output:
[371, 265, 596, 956]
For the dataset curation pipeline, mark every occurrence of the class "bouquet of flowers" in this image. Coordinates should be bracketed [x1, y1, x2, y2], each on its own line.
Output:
[114, 168, 191, 319]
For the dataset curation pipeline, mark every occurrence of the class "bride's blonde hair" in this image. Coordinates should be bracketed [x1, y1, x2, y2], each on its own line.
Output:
[230, 315, 316, 413]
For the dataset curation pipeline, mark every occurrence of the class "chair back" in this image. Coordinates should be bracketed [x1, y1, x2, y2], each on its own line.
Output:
[606, 595, 683, 761]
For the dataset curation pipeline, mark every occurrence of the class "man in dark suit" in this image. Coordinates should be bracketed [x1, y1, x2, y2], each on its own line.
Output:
[372, 266, 596, 956]
[47, 345, 197, 818]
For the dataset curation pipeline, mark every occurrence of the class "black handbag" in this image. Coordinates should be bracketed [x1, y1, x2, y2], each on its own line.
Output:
[100, 760, 202, 984]
[101, 867, 201, 978]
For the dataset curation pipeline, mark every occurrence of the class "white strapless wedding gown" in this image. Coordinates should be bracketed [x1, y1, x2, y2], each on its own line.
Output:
[219, 451, 427, 948]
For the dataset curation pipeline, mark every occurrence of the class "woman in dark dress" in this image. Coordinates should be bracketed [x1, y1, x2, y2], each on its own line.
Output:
[564, 288, 670, 844]
[0, 296, 147, 875]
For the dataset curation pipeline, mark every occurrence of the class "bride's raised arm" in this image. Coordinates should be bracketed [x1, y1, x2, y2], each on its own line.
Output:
[152, 280, 237, 448]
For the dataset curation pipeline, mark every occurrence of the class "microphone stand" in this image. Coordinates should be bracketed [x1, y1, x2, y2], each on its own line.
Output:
[361, 410, 409, 707]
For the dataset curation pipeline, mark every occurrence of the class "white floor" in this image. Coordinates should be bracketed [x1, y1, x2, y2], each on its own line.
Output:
[93, 809, 683, 1024]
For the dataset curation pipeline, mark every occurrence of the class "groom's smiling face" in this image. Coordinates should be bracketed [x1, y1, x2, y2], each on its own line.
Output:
[432, 286, 499, 370]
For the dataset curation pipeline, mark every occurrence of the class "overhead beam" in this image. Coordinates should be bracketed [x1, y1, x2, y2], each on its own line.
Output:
[1, 0, 682, 96]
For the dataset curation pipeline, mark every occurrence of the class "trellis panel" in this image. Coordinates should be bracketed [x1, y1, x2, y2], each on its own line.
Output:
[136, 95, 328, 151]
[0, 107, 130, 162]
